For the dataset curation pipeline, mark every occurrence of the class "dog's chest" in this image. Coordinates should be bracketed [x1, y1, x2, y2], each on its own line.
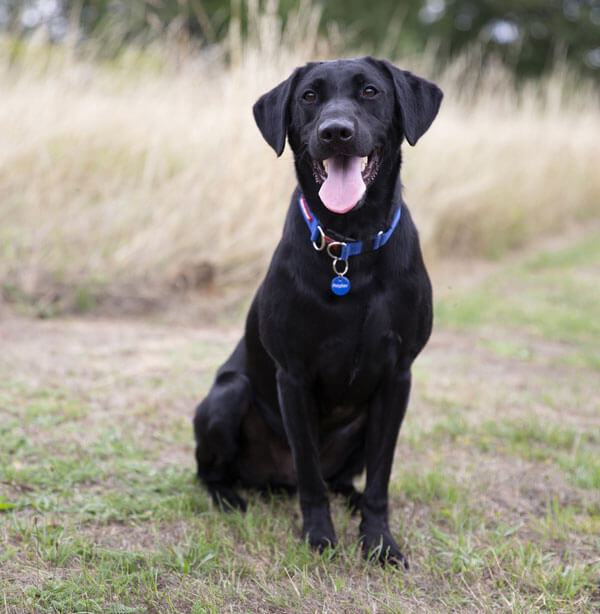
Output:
[259, 259, 411, 401]
[311, 298, 401, 405]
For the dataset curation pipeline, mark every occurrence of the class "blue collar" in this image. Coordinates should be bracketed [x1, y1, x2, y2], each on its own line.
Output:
[298, 194, 402, 261]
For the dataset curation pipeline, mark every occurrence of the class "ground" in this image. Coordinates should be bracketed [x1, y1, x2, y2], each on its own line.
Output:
[1, 227, 599, 613]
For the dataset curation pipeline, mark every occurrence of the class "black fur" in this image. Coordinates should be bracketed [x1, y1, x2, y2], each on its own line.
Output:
[194, 57, 442, 566]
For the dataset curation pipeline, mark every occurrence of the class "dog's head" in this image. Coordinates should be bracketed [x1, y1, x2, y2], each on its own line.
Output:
[253, 57, 443, 214]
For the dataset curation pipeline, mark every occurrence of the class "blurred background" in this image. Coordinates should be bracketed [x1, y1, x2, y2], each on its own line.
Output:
[1, 0, 599, 318]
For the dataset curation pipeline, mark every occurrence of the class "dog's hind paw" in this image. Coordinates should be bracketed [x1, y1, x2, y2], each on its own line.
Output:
[329, 482, 363, 515]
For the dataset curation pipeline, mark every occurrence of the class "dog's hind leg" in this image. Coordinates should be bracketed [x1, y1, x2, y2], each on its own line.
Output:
[193, 339, 250, 512]
[329, 481, 363, 514]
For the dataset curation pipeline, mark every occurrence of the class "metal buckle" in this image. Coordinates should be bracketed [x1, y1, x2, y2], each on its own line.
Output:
[312, 226, 326, 251]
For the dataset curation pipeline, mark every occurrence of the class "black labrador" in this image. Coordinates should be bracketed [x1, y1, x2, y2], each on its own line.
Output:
[193, 57, 442, 566]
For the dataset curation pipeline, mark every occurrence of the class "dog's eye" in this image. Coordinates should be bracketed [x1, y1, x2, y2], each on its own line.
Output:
[362, 86, 378, 98]
[302, 90, 317, 103]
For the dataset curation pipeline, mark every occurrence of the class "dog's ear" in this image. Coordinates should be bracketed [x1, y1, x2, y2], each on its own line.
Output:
[379, 60, 443, 146]
[253, 69, 301, 156]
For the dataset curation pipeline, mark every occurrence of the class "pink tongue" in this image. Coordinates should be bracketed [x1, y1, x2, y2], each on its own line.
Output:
[318, 156, 365, 214]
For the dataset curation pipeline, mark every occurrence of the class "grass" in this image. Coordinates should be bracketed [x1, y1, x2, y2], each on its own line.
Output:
[2, 228, 600, 612]
[435, 228, 600, 371]
[1, 3, 600, 314]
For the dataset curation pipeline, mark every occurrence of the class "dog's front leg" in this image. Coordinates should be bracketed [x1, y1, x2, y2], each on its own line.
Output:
[276, 369, 336, 551]
[360, 368, 411, 567]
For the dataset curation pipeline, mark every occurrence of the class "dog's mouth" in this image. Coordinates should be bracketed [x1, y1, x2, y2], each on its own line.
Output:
[312, 150, 380, 214]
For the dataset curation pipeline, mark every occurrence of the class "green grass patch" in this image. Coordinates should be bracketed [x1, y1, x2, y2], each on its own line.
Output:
[436, 229, 600, 370]
[409, 412, 600, 494]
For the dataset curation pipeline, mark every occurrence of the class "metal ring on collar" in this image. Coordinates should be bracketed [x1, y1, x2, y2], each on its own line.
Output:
[332, 257, 349, 276]
[326, 241, 347, 259]
[312, 226, 326, 251]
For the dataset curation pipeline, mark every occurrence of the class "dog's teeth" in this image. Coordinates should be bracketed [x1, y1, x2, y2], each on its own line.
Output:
[323, 160, 328, 173]
[361, 157, 368, 172]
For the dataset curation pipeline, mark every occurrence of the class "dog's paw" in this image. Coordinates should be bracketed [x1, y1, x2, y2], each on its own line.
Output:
[208, 485, 247, 513]
[360, 530, 408, 569]
[303, 529, 338, 553]
[300, 502, 337, 552]
[301, 519, 337, 553]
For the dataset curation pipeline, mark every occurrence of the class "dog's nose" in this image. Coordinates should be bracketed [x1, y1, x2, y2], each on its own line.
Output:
[318, 119, 355, 145]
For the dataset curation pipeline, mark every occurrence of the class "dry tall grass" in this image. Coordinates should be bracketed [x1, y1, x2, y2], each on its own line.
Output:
[1, 2, 599, 309]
